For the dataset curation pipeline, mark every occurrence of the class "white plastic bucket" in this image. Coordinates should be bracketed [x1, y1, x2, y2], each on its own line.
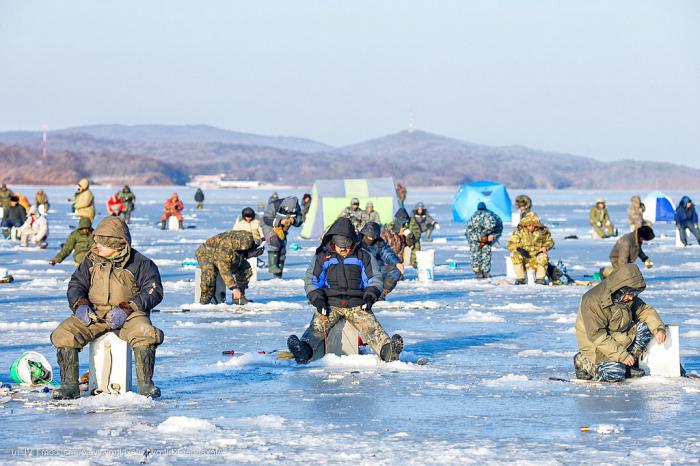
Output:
[639, 325, 681, 377]
[506, 256, 516, 279]
[89, 332, 132, 394]
[511, 211, 521, 227]
[526, 268, 536, 285]
[416, 249, 435, 282]
[247, 257, 258, 282]
[168, 216, 180, 230]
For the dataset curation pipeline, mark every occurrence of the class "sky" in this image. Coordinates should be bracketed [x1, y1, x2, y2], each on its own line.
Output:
[1, 1, 698, 165]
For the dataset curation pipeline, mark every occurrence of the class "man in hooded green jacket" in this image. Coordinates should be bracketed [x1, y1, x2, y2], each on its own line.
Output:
[49, 218, 94, 266]
[574, 264, 666, 382]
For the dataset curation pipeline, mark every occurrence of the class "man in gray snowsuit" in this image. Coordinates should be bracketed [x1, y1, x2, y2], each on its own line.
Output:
[466, 202, 503, 279]
[262, 196, 303, 278]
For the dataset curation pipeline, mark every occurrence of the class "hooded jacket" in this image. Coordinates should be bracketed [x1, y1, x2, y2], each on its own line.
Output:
[627, 195, 645, 227]
[2, 203, 26, 226]
[52, 218, 93, 264]
[194, 188, 205, 202]
[262, 196, 303, 240]
[73, 178, 95, 221]
[305, 218, 382, 308]
[195, 231, 254, 290]
[67, 217, 163, 314]
[575, 264, 664, 365]
[359, 222, 401, 270]
[609, 230, 649, 268]
[392, 208, 421, 246]
[675, 196, 698, 228]
[412, 206, 437, 232]
[21, 208, 48, 242]
[506, 212, 554, 256]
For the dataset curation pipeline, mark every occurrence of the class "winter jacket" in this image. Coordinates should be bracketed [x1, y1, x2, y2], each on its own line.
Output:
[195, 231, 254, 290]
[380, 227, 407, 257]
[360, 222, 401, 269]
[262, 196, 303, 241]
[675, 196, 698, 228]
[338, 206, 365, 231]
[67, 216, 163, 314]
[412, 209, 437, 232]
[589, 205, 613, 228]
[118, 188, 136, 212]
[627, 196, 645, 228]
[52, 218, 93, 265]
[73, 178, 95, 221]
[163, 196, 184, 215]
[21, 212, 48, 242]
[233, 217, 264, 244]
[609, 230, 648, 269]
[305, 218, 382, 308]
[0, 187, 12, 209]
[2, 204, 27, 226]
[34, 190, 49, 210]
[466, 208, 503, 245]
[106, 195, 125, 215]
[360, 210, 382, 229]
[515, 195, 532, 213]
[506, 212, 554, 256]
[575, 264, 664, 365]
[194, 189, 205, 203]
[392, 208, 421, 246]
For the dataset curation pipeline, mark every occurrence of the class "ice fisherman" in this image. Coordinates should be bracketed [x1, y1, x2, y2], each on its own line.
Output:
[49, 218, 93, 266]
[412, 202, 439, 242]
[262, 195, 303, 278]
[161, 192, 184, 229]
[69, 178, 95, 222]
[574, 264, 667, 382]
[19, 206, 48, 249]
[506, 212, 554, 285]
[195, 230, 258, 305]
[1, 195, 26, 238]
[590, 198, 616, 238]
[106, 193, 125, 217]
[51, 217, 164, 399]
[233, 207, 264, 245]
[627, 195, 646, 229]
[338, 197, 365, 232]
[515, 195, 532, 215]
[287, 217, 404, 364]
[466, 202, 503, 279]
[194, 188, 205, 209]
[118, 185, 136, 224]
[390, 207, 422, 268]
[675, 196, 700, 246]
[359, 221, 404, 298]
[360, 201, 381, 229]
[34, 188, 50, 213]
[600, 225, 654, 279]
[300, 193, 312, 223]
[0, 183, 13, 211]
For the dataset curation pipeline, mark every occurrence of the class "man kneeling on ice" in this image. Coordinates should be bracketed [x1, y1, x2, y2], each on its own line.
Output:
[51, 217, 164, 399]
[195, 230, 258, 305]
[574, 264, 666, 383]
[287, 217, 403, 364]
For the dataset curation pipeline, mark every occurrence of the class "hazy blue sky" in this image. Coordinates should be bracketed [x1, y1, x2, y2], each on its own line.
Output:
[1, 1, 698, 165]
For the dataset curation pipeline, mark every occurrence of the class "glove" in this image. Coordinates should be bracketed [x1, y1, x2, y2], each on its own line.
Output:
[516, 247, 531, 260]
[434, 224, 440, 230]
[48, 260, 56, 266]
[308, 290, 330, 316]
[106, 303, 132, 330]
[362, 293, 377, 312]
[74, 303, 96, 326]
[644, 259, 654, 269]
[596, 222, 602, 227]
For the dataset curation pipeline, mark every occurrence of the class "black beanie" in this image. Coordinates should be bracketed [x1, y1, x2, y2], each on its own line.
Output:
[242, 207, 255, 218]
[638, 226, 655, 241]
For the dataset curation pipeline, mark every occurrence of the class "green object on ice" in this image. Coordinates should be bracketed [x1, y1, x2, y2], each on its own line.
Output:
[592, 272, 602, 281]
[10, 351, 54, 386]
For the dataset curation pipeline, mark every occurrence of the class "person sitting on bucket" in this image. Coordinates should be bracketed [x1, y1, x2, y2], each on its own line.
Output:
[600, 225, 655, 279]
[574, 264, 667, 383]
[287, 217, 403, 364]
[195, 230, 258, 305]
[590, 197, 616, 238]
[161, 192, 184, 230]
[506, 212, 554, 285]
[51, 217, 164, 399]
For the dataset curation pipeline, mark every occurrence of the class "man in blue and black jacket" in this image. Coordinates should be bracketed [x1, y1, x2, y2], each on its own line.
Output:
[359, 221, 404, 298]
[287, 217, 403, 364]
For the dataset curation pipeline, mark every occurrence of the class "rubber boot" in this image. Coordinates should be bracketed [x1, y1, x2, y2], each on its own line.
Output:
[178, 220, 183, 229]
[53, 348, 80, 400]
[233, 295, 253, 305]
[380, 334, 404, 362]
[160, 220, 166, 230]
[268, 252, 282, 277]
[133, 346, 161, 398]
[287, 335, 313, 364]
[424, 228, 433, 242]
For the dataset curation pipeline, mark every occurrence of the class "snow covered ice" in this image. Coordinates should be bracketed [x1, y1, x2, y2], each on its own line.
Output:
[2, 186, 700, 465]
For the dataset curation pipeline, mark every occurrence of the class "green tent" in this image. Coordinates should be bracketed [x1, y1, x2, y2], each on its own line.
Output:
[301, 177, 397, 239]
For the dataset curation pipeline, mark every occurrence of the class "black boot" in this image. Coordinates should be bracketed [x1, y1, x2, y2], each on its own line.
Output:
[53, 348, 80, 400]
[133, 346, 161, 398]
[535, 279, 546, 285]
[380, 334, 404, 362]
[178, 220, 183, 229]
[233, 295, 253, 305]
[160, 220, 166, 230]
[268, 252, 282, 277]
[287, 335, 313, 364]
[514, 279, 526, 285]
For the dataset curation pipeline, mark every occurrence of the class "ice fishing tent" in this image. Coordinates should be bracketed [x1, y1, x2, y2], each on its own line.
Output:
[452, 181, 512, 222]
[642, 191, 675, 223]
[300, 177, 397, 239]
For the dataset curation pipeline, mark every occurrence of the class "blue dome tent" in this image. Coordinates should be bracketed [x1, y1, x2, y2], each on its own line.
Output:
[452, 181, 512, 222]
[642, 191, 675, 223]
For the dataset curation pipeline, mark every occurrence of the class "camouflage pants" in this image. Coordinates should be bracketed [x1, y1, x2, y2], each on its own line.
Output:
[301, 305, 390, 359]
[51, 309, 164, 349]
[574, 322, 652, 382]
[409, 242, 420, 268]
[469, 243, 493, 273]
[511, 251, 549, 280]
[199, 261, 251, 304]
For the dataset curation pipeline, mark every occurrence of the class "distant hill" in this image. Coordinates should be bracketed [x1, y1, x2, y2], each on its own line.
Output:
[1, 126, 699, 189]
